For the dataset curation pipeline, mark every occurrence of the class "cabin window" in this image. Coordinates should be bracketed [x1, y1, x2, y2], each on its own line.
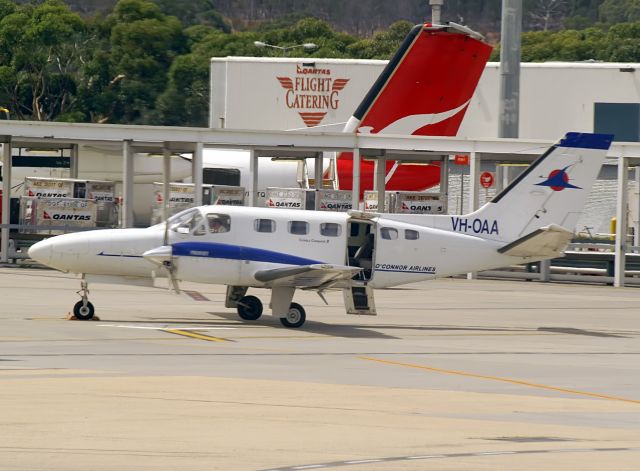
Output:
[207, 214, 231, 233]
[254, 218, 276, 233]
[380, 227, 398, 240]
[288, 220, 309, 235]
[405, 229, 419, 240]
[320, 222, 341, 237]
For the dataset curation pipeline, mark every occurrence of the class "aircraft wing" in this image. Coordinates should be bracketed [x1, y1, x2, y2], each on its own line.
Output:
[254, 264, 361, 288]
[497, 224, 573, 259]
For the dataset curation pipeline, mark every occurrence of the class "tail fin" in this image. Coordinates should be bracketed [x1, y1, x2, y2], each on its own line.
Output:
[467, 132, 613, 243]
[343, 22, 492, 136]
[336, 22, 492, 193]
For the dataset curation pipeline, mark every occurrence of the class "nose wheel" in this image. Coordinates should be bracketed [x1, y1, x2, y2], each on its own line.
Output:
[73, 300, 95, 320]
[73, 278, 96, 320]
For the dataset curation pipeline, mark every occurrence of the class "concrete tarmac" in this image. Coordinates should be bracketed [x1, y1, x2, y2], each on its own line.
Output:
[0, 267, 639, 470]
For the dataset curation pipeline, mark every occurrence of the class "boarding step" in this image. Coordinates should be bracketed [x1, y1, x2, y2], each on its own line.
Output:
[343, 284, 376, 315]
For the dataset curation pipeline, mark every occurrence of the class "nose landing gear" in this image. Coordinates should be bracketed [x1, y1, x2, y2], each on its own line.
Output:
[72, 278, 96, 320]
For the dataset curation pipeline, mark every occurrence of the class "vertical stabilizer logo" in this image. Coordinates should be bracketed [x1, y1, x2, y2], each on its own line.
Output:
[277, 66, 349, 127]
[536, 165, 582, 191]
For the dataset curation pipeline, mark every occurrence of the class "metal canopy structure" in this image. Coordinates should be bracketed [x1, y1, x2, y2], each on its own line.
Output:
[3, 120, 640, 287]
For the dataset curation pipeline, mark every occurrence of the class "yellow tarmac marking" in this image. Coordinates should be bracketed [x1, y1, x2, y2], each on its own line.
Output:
[359, 356, 640, 405]
[163, 329, 229, 343]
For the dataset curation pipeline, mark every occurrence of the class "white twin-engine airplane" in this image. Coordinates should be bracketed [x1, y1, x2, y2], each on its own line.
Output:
[29, 132, 612, 328]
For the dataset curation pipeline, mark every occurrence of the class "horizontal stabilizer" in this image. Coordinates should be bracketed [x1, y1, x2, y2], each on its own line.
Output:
[254, 264, 361, 287]
[497, 224, 574, 259]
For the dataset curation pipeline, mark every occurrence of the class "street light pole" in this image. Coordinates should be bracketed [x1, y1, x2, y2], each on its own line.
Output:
[429, 0, 444, 24]
[253, 41, 317, 56]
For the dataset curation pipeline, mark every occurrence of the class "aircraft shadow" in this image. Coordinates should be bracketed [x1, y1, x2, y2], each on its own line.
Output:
[104, 313, 397, 339]
[206, 311, 398, 339]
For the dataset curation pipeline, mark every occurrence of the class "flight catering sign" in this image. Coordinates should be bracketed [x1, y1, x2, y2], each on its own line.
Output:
[276, 65, 349, 127]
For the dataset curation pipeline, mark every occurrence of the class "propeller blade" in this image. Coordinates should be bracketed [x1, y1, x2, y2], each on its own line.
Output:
[142, 246, 180, 293]
[168, 269, 181, 294]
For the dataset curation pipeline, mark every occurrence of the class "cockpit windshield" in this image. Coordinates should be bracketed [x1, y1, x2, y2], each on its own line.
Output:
[151, 208, 203, 234]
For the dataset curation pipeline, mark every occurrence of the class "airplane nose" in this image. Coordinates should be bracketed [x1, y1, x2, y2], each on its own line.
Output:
[28, 239, 53, 265]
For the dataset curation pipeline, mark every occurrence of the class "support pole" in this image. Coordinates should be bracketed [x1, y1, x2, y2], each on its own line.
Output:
[249, 149, 258, 207]
[1, 136, 12, 263]
[634, 166, 640, 248]
[162, 145, 171, 222]
[121, 140, 134, 228]
[351, 148, 360, 211]
[495, 164, 505, 193]
[467, 151, 480, 280]
[468, 151, 480, 213]
[374, 157, 386, 212]
[499, 0, 522, 139]
[69, 144, 79, 179]
[539, 259, 551, 282]
[614, 155, 629, 287]
[439, 155, 449, 213]
[314, 152, 323, 210]
[193, 142, 203, 206]
[430, 0, 444, 23]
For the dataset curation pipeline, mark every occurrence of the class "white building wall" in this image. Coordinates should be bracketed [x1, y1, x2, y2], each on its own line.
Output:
[460, 63, 640, 139]
[211, 57, 640, 140]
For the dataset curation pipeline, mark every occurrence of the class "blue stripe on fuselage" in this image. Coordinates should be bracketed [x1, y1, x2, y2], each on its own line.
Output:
[172, 241, 323, 266]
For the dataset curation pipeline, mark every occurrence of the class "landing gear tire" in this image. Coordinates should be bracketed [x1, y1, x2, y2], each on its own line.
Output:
[280, 303, 306, 328]
[237, 295, 263, 321]
[73, 300, 95, 320]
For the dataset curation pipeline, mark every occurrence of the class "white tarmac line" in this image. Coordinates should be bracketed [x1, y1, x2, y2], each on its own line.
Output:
[97, 324, 236, 330]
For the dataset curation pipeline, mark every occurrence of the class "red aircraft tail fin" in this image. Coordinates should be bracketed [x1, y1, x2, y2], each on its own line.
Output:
[337, 23, 492, 193]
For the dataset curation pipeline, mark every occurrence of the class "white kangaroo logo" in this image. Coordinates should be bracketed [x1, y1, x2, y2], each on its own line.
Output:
[358, 100, 470, 135]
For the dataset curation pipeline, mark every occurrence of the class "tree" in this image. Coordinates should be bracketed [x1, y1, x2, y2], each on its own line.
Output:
[600, 21, 640, 61]
[153, 16, 358, 126]
[0, 0, 85, 121]
[528, 0, 569, 30]
[151, 0, 231, 32]
[100, 0, 187, 123]
[347, 21, 412, 59]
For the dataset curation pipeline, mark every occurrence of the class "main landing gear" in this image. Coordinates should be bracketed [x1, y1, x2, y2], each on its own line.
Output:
[280, 302, 306, 328]
[237, 295, 263, 320]
[234, 294, 307, 328]
[73, 278, 95, 320]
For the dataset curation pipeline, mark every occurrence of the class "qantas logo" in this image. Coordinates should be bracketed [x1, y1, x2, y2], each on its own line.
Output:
[320, 201, 351, 210]
[43, 210, 92, 221]
[28, 189, 68, 198]
[267, 198, 301, 208]
[536, 166, 581, 191]
[401, 202, 439, 212]
[358, 100, 470, 135]
[276, 66, 349, 127]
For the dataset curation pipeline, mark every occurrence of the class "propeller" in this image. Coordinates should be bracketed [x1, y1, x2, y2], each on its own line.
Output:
[143, 220, 180, 293]
[163, 219, 181, 293]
